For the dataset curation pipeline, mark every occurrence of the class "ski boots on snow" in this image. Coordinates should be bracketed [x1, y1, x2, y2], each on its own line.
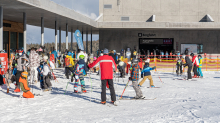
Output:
[82, 90, 87, 93]
[14, 88, 20, 93]
[74, 90, 78, 93]
[101, 101, 106, 105]
[150, 85, 155, 88]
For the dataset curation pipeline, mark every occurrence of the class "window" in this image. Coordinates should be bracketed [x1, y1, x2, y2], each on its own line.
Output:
[104, 4, 112, 9]
[121, 17, 129, 21]
[181, 44, 203, 54]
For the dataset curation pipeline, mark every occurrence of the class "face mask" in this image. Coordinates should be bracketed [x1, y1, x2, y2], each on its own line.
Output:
[19, 53, 22, 56]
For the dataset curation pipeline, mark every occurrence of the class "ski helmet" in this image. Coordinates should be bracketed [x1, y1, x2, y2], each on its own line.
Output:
[198, 55, 202, 58]
[190, 53, 194, 56]
[145, 62, 149, 67]
[182, 55, 186, 59]
[132, 58, 139, 64]
[79, 55, 85, 59]
[21, 72, 28, 79]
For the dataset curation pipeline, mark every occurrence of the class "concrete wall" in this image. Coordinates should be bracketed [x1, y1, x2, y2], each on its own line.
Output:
[99, 0, 220, 22]
[99, 29, 220, 54]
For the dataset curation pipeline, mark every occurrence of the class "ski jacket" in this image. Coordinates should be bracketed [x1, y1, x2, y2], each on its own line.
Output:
[109, 53, 117, 63]
[141, 65, 155, 76]
[77, 51, 88, 63]
[19, 77, 30, 92]
[130, 64, 140, 81]
[16, 53, 29, 71]
[199, 58, 203, 68]
[88, 55, 117, 80]
[74, 59, 89, 75]
[51, 50, 58, 59]
[184, 56, 192, 67]
[29, 50, 40, 68]
[41, 62, 51, 76]
[176, 59, 183, 66]
[192, 56, 199, 67]
[13, 68, 17, 75]
[65, 55, 74, 67]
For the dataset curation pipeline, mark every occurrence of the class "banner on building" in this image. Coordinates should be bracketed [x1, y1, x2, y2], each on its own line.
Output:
[74, 30, 84, 51]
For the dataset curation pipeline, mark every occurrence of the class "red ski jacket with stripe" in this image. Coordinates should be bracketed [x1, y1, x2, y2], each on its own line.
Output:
[192, 56, 199, 67]
[88, 55, 117, 80]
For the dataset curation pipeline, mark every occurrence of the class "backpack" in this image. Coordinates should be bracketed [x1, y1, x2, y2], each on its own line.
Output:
[65, 57, 72, 67]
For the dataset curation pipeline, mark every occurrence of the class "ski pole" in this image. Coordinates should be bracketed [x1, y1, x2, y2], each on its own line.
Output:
[119, 80, 130, 99]
[89, 71, 92, 102]
[156, 69, 163, 83]
[64, 81, 69, 94]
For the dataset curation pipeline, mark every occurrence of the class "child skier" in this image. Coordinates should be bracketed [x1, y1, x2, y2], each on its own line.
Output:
[139, 62, 156, 88]
[73, 55, 89, 93]
[19, 71, 34, 98]
[117, 58, 126, 78]
[129, 59, 145, 99]
[198, 55, 203, 78]
[41, 56, 52, 91]
[176, 56, 183, 76]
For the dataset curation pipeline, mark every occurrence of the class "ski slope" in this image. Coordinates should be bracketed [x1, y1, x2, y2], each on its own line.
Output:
[1, 69, 220, 123]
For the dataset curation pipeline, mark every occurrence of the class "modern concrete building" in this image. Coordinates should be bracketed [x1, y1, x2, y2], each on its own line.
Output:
[97, 0, 220, 55]
[1, 0, 220, 57]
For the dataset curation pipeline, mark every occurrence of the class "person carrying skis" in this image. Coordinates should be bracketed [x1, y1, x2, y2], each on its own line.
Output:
[129, 59, 145, 99]
[41, 56, 52, 91]
[14, 48, 29, 93]
[19, 71, 34, 98]
[117, 58, 126, 78]
[182, 54, 192, 80]
[176, 56, 183, 76]
[198, 55, 203, 78]
[190, 53, 199, 78]
[73, 55, 88, 93]
[88, 48, 117, 104]
[138, 62, 156, 88]
[29, 47, 40, 84]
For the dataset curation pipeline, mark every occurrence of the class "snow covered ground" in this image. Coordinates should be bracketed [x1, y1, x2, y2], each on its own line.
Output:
[1, 69, 220, 123]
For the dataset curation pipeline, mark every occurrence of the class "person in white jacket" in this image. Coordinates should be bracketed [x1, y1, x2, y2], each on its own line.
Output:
[77, 49, 88, 63]
[41, 56, 52, 91]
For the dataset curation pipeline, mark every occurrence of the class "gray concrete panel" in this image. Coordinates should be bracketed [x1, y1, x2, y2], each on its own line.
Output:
[0, 6, 3, 50]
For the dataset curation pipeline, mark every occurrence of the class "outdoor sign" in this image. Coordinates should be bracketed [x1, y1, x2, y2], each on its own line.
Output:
[74, 30, 84, 51]
[181, 44, 197, 54]
[140, 38, 173, 45]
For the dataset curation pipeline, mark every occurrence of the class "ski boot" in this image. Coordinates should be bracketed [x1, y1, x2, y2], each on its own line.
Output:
[82, 90, 87, 93]
[150, 85, 155, 88]
[14, 88, 20, 93]
[74, 90, 78, 93]
[101, 101, 106, 105]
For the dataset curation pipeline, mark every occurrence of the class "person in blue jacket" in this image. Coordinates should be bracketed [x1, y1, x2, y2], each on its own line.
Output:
[138, 62, 156, 88]
[51, 48, 58, 63]
[37, 62, 44, 89]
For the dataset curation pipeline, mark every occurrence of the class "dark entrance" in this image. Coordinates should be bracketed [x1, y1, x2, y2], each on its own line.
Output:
[139, 38, 174, 56]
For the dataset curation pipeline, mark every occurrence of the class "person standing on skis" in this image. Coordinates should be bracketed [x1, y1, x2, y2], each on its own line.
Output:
[73, 55, 89, 93]
[139, 62, 156, 88]
[198, 55, 203, 78]
[88, 48, 117, 105]
[29, 47, 40, 84]
[176, 56, 183, 76]
[129, 58, 145, 99]
[190, 53, 199, 78]
[182, 54, 192, 80]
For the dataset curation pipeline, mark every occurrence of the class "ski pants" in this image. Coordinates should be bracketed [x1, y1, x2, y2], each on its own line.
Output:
[23, 91, 34, 98]
[16, 71, 23, 89]
[101, 79, 116, 102]
[187, 66, 192, 79]
[74, 74, 86, 91]
[139, 75, 154, 86]
[193, 64, 199, 76]
[65, 67, 74, 79]
[176, 65, 183, 74]
[30, 67, 38, 83]
[43, 75, 52, 89]
[119, 69, 125, 77]
[132, 81, 143, 98]
[198, 68, 203, 77]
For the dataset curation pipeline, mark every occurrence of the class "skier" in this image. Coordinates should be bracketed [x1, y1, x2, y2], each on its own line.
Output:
[14, 48, 29, 93]
[190, 53, 199, 78]
[77, 49, 88, 63]
[37, 61, 44, 89]
[64, 51, 75, 80]
[176, 56, 183, 76]
[41, 56, 52, 91]
[73, 55, 89, 93]
[198, 55, 203, 78]
[109, 50, 117, 63]
[19, 71, 34, 98]
[51, 48, 58, 64]
[88, 48, 117, 105]
[29, 47, 40, 84]
[182, 55, 192, 80]
[117, 58, 126, 78]
[138, 62, 156, 88]
[129, 58, 145, 99]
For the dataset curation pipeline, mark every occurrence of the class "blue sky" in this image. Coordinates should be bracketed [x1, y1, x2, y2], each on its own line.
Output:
[26, 0, 99, 44]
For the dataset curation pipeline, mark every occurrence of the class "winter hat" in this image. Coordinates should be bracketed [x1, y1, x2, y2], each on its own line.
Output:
[79, 55, 85, 59]
[94, 57, 97, 60]
[103, 48, 108, 54]
[38, 48, 43, 52]
[43, 56, 48, 60]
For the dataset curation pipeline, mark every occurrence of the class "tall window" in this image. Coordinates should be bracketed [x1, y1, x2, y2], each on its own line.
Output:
[19, 33, 23, 49]
[10, 32, 17, 50]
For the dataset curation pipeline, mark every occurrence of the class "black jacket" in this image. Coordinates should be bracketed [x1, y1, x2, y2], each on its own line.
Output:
[109, 53, 117, 63]
[184, 56, 192, 67]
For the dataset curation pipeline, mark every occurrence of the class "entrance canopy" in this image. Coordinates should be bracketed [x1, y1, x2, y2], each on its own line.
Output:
[0, 0, 99, 33]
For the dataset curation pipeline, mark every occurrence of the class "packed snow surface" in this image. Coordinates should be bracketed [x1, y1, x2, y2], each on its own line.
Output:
[1, 69, 220, 123]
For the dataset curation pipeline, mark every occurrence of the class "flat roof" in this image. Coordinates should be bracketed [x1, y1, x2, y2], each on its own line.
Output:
[0, 0, 99, 33]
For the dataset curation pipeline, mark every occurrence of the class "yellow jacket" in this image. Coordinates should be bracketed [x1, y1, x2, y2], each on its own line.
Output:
[66, 55, 74, 67]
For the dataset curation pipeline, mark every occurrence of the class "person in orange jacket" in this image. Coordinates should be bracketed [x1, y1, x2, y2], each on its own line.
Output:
[19, 72, 34, 98]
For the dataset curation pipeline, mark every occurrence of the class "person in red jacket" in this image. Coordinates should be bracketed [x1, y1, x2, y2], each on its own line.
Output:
[190, 53, 199, 78]
[88, 48, 117, 105]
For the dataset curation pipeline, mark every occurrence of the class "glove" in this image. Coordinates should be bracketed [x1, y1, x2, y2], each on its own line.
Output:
[129, 77, 132, 80]
[141, 74, 143, 78]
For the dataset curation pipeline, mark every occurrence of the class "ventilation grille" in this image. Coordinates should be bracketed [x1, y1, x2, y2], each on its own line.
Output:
[121, 17, 129, 21]
[104, 4, 112, 9]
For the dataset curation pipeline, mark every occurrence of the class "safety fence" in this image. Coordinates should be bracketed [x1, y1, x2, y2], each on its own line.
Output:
[123, 55, 220, 72]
